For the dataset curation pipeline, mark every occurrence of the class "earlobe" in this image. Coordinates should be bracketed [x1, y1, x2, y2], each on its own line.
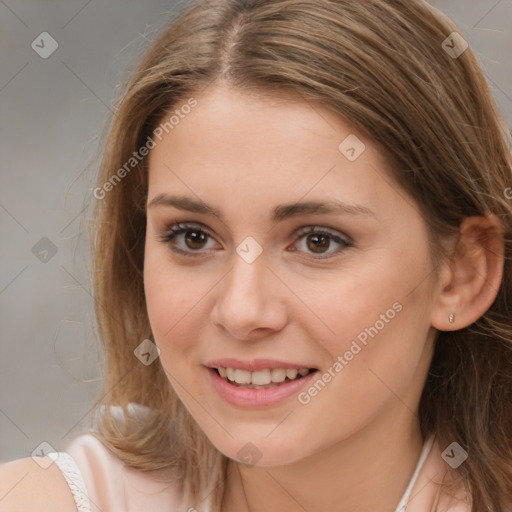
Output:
[431, 215, 504, 332]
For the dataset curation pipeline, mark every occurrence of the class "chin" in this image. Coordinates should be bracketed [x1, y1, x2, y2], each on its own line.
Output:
[208, 434, 309, 467]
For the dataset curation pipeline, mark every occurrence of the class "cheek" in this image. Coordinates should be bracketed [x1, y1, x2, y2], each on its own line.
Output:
[293, 263, 407, 352]
[302, 242, 433, 379]
[143, 250, 192, 352]
[316, 263, 433, 411]
[143, 248, 218, 368]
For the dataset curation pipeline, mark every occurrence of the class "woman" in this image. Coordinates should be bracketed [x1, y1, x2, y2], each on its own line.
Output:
[2, 0, 511, 511]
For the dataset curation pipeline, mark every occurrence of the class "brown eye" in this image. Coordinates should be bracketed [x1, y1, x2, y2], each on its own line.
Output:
[157, 223, 219, 256]
[183, 230, 208, 250]
[291, 226, 351, 260]
[305, 233, 331, 253]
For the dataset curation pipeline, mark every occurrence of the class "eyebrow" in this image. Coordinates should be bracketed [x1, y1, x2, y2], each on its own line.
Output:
[147, 194, 375, 223]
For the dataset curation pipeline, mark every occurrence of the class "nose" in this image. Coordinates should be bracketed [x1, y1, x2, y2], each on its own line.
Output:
[210, 250, 288, 341]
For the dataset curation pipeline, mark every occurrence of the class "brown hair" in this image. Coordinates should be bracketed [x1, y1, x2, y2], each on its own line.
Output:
[85, 1, 512, 510]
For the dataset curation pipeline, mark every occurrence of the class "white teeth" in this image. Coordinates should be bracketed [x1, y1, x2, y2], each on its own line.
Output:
[234, 369, 251, 384]
[286, 369, 298, 380]
[218, 367, 311, 385]
[251, 369, 271, 385]
[270, 368, 286, 383]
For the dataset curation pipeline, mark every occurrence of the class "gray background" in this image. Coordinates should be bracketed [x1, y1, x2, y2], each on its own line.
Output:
[1, 0, 511, 463]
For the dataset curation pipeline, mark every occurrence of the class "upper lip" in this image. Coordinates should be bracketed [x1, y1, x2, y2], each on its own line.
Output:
[205, 358, 317, 372]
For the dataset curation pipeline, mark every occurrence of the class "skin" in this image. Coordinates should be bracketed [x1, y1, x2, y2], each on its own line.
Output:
[143, 84, 500, 512]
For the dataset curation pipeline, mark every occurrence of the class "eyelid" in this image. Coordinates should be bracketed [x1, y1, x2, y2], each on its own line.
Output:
[155, 221, 220, 256]
[289, 226, 352, 260]
[157, 221, 352, 259]
[294, 225, 352, 243]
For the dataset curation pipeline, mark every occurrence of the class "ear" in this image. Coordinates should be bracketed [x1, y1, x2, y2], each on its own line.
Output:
[431, 214, 504, 331]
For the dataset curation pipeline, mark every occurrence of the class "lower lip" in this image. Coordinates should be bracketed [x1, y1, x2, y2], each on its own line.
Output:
[206, 367, 318, 408]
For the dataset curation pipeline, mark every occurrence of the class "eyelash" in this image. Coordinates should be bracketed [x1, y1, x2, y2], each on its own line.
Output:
[156, 222, 352, 260]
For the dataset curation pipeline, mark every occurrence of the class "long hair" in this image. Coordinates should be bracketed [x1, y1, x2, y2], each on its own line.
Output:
[85, 1, 512, 510]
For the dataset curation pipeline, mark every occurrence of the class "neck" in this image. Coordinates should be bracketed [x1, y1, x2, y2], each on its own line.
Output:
[222, 409, 424, 512]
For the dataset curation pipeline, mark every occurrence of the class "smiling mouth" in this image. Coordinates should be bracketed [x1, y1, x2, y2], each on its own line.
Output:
[214, 367, 318, 389]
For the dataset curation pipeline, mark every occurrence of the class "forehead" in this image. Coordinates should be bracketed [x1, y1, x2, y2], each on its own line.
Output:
[146, 85, 413, 225]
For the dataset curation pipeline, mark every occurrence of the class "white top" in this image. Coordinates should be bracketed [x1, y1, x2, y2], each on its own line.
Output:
[47, 433, 435, 512]
[394, 434, 435, 512]
[48, 452, 91, 512]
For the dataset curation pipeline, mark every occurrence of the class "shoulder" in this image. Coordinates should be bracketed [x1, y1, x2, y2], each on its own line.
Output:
[0, 455, 77, 511]
[65, 432, 189, 511]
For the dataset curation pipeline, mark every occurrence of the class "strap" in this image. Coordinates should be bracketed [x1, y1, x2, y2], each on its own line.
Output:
[47, 452, 91, 512]
[394, 434, 435, 512]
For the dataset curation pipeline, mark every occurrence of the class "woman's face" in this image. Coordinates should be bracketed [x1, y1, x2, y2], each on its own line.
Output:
[144, 84, 441, 466]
